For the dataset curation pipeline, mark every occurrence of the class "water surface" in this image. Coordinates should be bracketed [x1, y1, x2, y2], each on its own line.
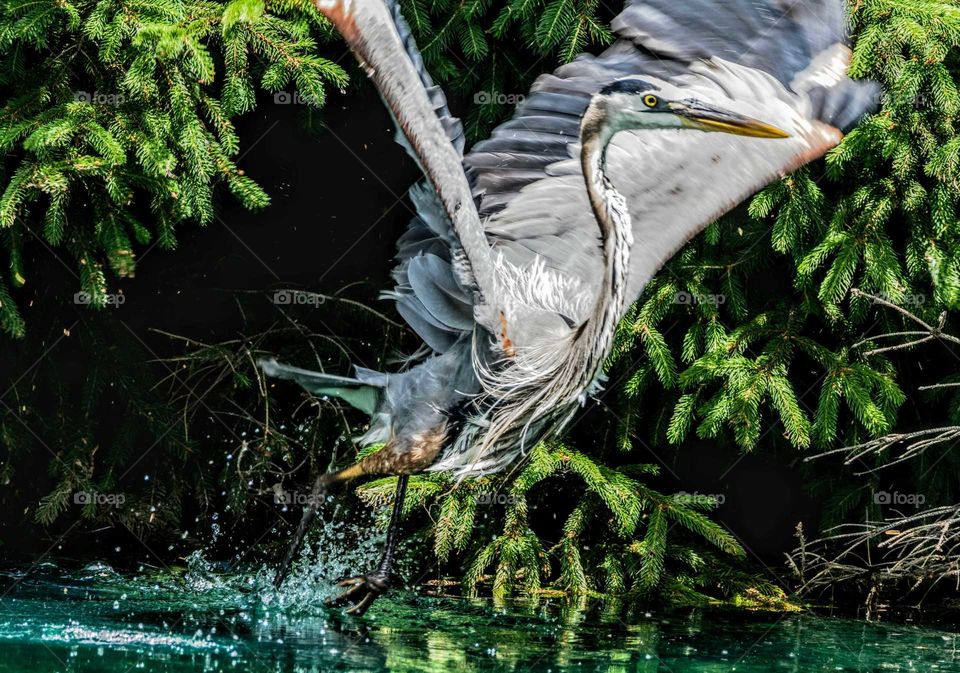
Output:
[0, 562, 957, 672]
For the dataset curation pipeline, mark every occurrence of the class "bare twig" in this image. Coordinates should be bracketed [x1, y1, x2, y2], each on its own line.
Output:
[805, 426, 960, 474]
[851, 288, 960, 355]
[789, 506, 960, 596]
[917, 382, 960, 391]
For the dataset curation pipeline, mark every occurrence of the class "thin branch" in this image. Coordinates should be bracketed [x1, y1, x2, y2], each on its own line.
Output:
[789, 506, 960, 596]
[805, 426, 960, 474]
[851, 288, 937, 333]
[917, 382, 960, 391]
[851, 288, 960, 356]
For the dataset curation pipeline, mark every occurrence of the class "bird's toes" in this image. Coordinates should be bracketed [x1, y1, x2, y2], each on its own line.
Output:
[344, 592, 378, 617]
[325, 582, 364, 607]
[325, 574, 389, 613]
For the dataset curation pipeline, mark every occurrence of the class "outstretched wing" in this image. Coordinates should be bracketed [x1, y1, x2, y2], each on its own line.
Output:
[315, 0, 496, 348]
[467, 0, 880, 329]
[319, 0, 878, 357]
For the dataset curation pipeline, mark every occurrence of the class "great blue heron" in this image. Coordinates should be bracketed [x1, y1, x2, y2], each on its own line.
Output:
[262, 0, 879, 614]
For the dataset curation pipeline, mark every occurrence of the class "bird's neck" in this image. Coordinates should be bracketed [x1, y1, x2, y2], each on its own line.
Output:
[578, 115, 633, 375]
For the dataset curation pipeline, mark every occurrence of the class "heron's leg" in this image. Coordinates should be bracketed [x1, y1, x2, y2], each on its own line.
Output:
[376, 473, 409, 579]
[326, 474, 409, 616]
[274, 462, 366, 588]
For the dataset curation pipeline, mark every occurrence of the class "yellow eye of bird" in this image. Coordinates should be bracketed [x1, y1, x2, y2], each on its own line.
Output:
[643, 94, 659, 108]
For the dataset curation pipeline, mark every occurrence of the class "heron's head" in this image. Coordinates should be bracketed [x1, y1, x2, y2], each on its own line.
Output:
[585, 78, 790, 143]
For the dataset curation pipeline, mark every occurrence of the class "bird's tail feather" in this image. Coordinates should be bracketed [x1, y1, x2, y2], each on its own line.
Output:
[258, 358, 383, 416]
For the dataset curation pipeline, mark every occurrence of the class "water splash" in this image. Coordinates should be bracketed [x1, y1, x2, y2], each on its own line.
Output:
[258, 499, 384, 612]
[42, 625, 226, 652]
[158, 497, 389, 614]
[182, 550, 229, 593]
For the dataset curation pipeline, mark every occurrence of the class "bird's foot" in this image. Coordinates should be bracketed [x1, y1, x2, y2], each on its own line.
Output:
[325, 572, 393, 616]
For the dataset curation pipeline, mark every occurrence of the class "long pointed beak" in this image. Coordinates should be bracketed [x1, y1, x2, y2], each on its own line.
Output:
[670, 100, 790, 138]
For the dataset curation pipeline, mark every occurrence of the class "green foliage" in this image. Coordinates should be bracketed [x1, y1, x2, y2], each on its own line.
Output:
[0, 0, 346, 335]
[355, 443, 747, 601]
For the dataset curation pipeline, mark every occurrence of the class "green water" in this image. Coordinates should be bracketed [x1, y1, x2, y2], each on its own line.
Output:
[0, 562, 957, 672]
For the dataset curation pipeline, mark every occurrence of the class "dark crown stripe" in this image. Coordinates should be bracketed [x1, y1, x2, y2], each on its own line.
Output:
[599, 78, 659, 95]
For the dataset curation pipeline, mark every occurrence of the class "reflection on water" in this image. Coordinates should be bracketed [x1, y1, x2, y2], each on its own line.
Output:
[0, 561, 957, 672]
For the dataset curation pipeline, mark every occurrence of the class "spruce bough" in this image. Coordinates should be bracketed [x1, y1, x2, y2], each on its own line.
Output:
[0, 0, 346, 334]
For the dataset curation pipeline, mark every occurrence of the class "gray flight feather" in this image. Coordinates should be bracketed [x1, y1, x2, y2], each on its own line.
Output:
[258, 358, 382, 416]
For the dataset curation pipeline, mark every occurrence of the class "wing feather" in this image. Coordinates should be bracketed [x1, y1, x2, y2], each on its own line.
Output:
[316, 0, 497, 344]
[463, 0, 879, 341]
